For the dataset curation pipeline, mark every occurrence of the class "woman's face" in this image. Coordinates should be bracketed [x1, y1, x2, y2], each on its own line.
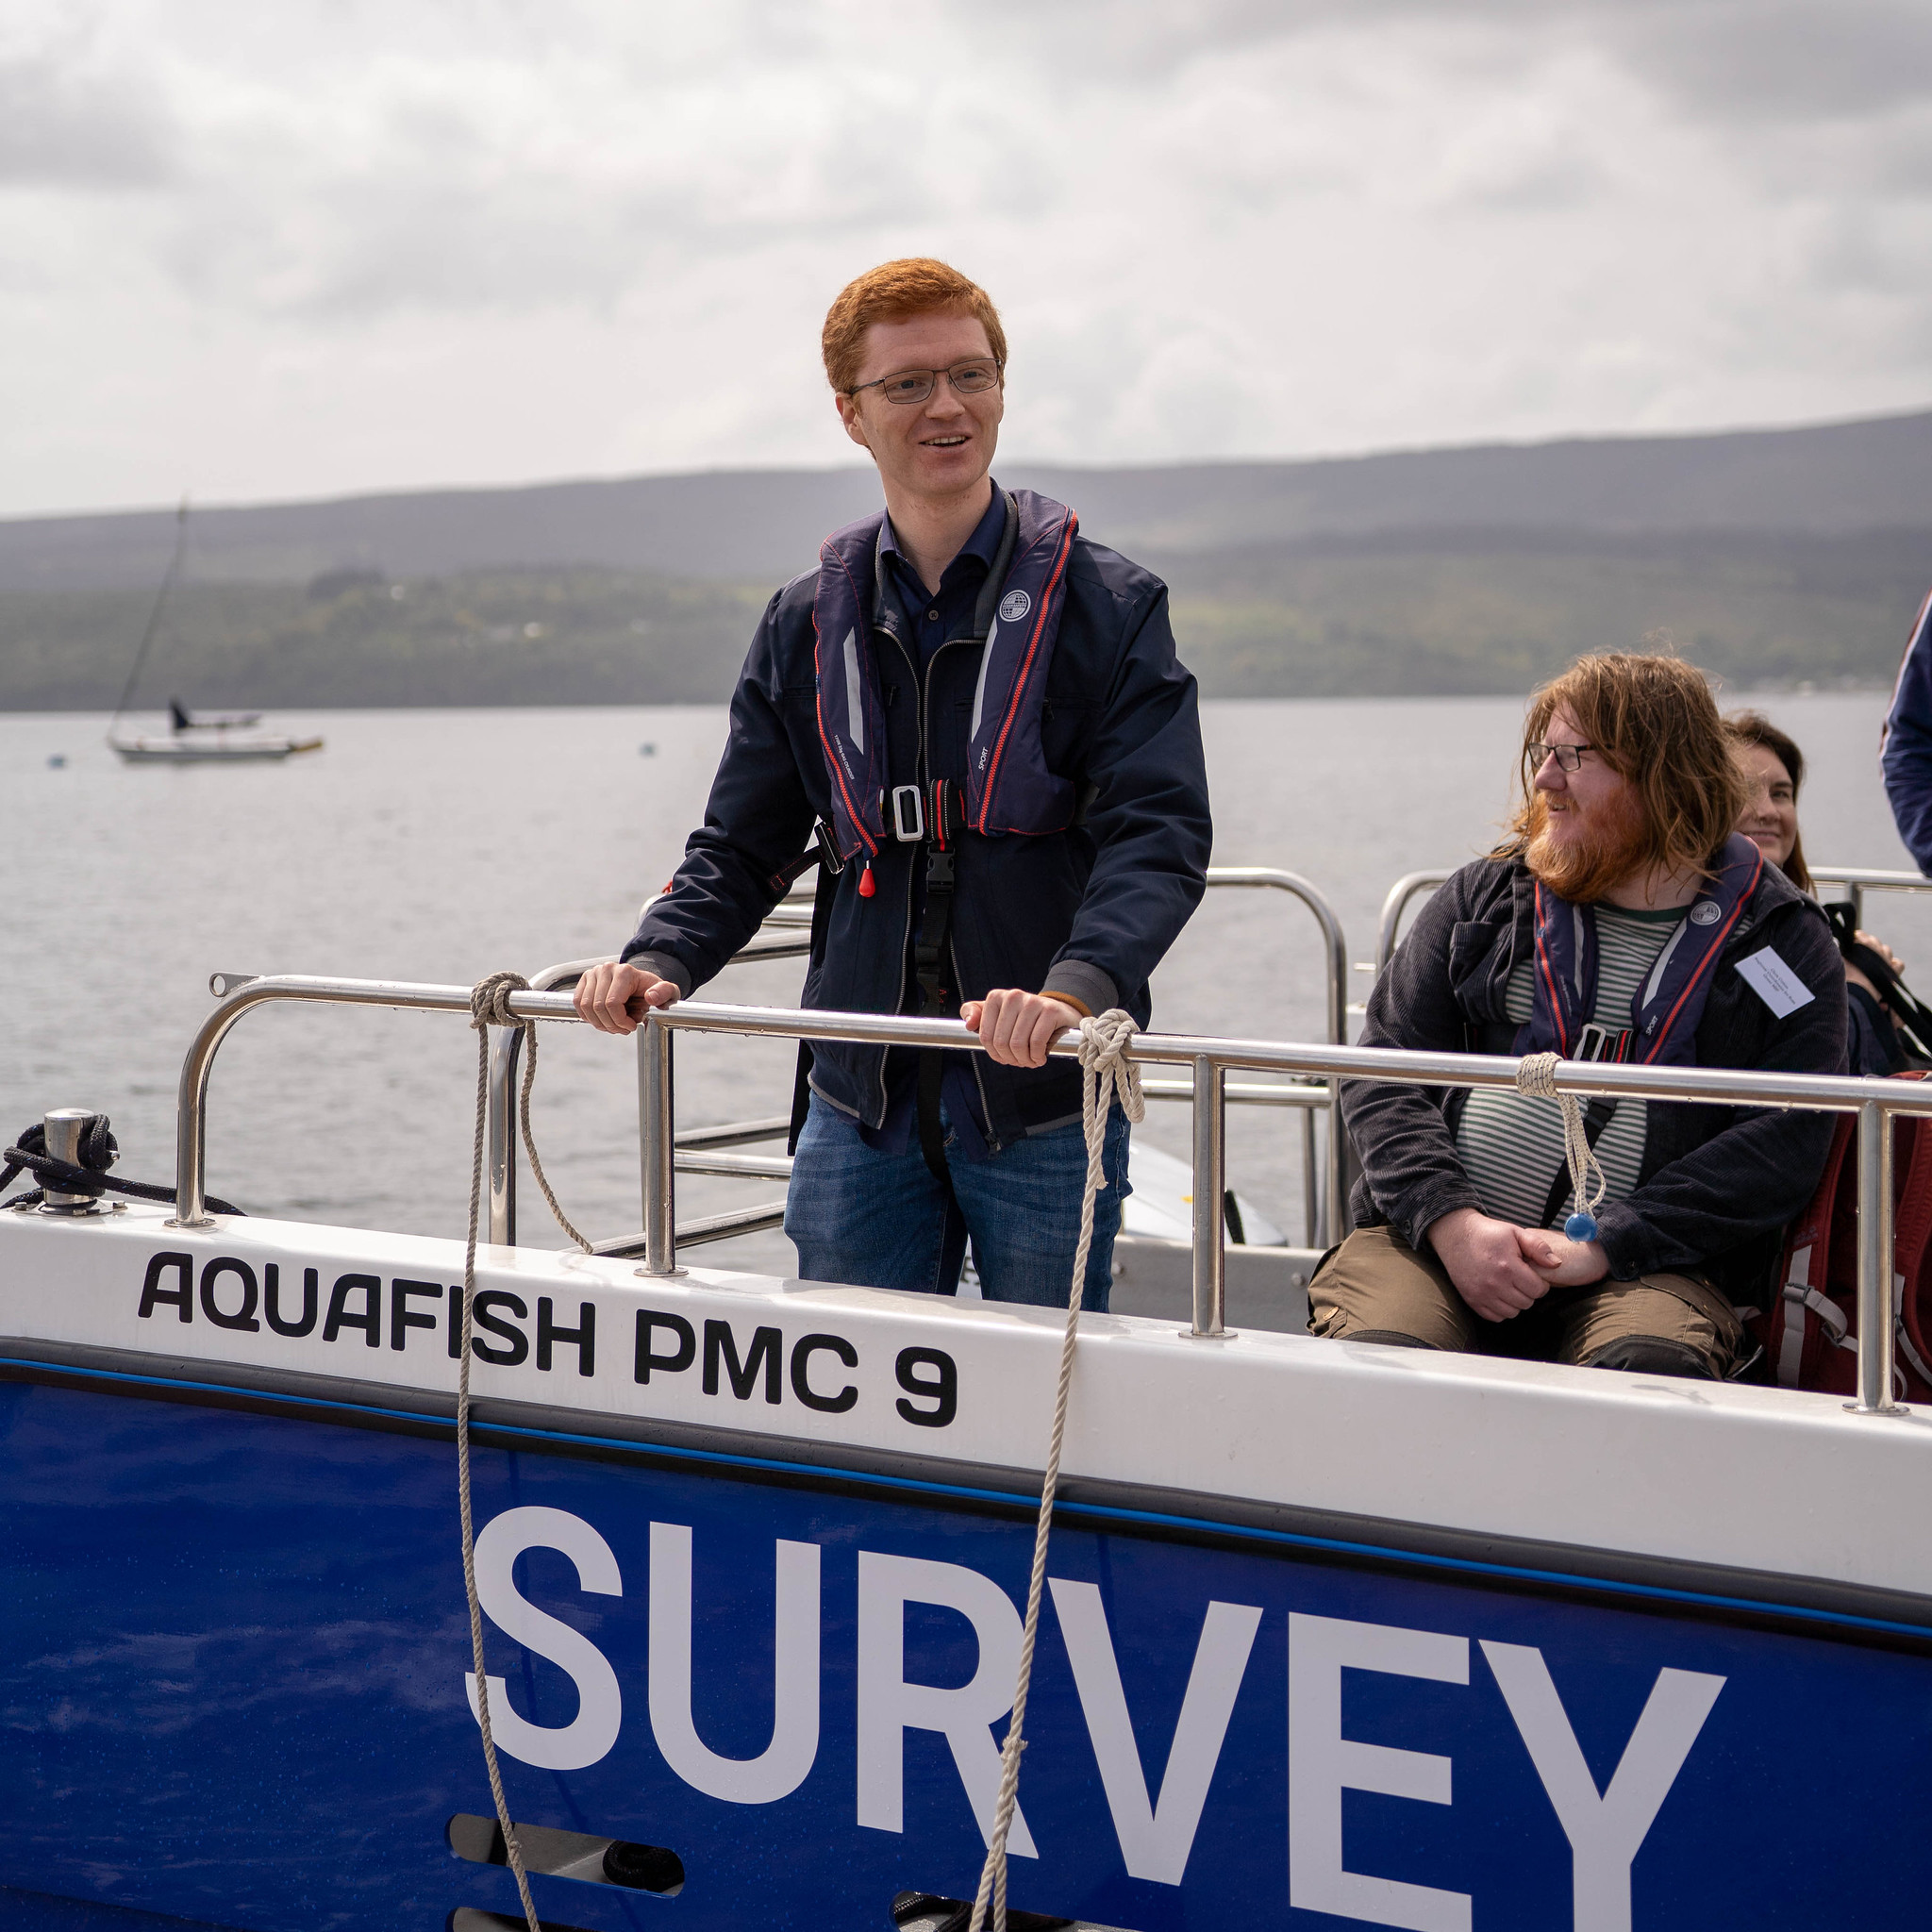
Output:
[1738, 741, 1799, 869]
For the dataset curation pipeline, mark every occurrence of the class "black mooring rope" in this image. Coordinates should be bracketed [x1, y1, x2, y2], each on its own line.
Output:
[0, 1116, 243, 1217]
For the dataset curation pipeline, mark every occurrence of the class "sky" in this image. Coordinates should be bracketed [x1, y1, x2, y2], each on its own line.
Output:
[6, 0, 1932, 517]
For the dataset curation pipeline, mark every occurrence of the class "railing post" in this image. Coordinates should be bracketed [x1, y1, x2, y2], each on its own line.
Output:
[486, 1027, 520, 1246]
[638, 1012, 682, 1276]
[1189, 1056, 1231, 1338]
[1200, 867, 1353, 1258]
[1324, 1084, 1346, 1248]
[1302, 1106, 1320, 1251]
[171, 1088, 212, 1231]
[1849, 1098, 1907, 1415]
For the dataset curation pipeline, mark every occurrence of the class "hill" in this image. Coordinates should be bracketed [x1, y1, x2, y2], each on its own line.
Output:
[4, 408, 1930, 706]
[7, 408, 1932, 592]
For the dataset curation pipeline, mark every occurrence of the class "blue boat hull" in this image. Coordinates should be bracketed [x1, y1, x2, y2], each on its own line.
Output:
[4, 1367, 1930, 1931]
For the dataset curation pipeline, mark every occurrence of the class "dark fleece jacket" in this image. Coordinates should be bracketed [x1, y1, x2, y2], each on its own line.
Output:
[1344, 852, 1849, 1306]
[623, 527, 1210, 1147]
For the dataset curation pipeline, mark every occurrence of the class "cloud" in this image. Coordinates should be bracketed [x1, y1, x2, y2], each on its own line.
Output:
[1594, 0, 1932, 125]
[0, 29, 175, 188]
[3, 0, 1932, 514]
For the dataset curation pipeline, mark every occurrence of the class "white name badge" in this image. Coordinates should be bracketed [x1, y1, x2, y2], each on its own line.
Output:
[1735, 945, 1817, 1019]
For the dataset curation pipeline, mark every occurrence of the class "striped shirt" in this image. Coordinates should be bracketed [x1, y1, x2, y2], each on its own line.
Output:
[1456, 904, 1685, 1228]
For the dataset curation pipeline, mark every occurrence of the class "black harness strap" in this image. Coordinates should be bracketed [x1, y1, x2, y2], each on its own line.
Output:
[911, 791, 966, 1186]
[1824, 898, 1932, 1066]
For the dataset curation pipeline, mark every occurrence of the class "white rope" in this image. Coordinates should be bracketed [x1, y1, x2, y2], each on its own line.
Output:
[459, 971, 595, 1932]
[967, 1008, 1145, 1932]
[1514, 1049, 1606, 1232]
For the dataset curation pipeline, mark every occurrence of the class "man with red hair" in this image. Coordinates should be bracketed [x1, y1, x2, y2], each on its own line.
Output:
[576, 258, 1210, 1307]
[1315, 653, 1845, 1379]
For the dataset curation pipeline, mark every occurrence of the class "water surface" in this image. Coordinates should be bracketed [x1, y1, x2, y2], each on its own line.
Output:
[5, 694, 1918, 1261]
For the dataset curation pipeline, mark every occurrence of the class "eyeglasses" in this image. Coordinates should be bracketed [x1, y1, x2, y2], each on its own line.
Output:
[1527, 741, 1595, 773]
[848, 358, 1003, 406]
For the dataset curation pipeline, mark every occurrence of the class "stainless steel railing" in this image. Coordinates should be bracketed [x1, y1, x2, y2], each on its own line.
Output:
[171, 974, 1932, 1414]
[491, 865, 1352, 1252]
[1193, 868, 1348, 1243]
[1375, 863, 1932, 976]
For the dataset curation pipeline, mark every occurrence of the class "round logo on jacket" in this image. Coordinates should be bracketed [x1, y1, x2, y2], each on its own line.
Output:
[999, 590, 1032, 623]
[1689, 900, 1722, 925]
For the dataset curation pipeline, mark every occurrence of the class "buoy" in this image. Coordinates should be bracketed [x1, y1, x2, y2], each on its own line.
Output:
[1564, 1210, 1599, 1242]
[858, 862, 875, 899]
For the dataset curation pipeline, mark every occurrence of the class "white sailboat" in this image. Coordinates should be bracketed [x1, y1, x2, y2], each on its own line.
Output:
[105, 502, 324, 764]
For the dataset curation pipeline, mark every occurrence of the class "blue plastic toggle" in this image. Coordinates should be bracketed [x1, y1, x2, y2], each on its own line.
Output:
[1564, 1210, 1599, 1242]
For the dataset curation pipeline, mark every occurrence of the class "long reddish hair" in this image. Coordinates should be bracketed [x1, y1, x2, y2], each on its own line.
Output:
[1497, 652, 1747, 879]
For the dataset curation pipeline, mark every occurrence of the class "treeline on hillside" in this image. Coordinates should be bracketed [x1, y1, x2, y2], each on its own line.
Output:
[3, 526, 1928, 709]
[0, 568, 770, 710]
[1150, 525, 1932, 697]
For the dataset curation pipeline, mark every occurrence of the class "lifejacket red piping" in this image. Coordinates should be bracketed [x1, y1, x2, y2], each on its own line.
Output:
[812, 539, 878, 859]
[1532, 879, 1573, 1056]
[1639, 845, 1763, 1065]
[975, 507, 1077, 836]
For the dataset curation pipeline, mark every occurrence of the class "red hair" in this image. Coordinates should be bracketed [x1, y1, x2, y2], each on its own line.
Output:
[1497, 652, 1746, 881]
[822, 258, 1006, 393]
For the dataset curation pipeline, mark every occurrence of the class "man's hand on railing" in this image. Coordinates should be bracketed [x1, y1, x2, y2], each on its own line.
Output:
[961, 989, 1085, 1068]
[1427, 1208, 1555, 1323]
[574, 961, 681, 1036]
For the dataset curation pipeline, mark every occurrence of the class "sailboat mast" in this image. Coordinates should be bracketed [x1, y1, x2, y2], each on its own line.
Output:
[107, 498, 189, 740]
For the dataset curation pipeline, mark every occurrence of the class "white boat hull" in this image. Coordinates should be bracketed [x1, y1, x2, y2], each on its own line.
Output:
[109, 734, 323, 763]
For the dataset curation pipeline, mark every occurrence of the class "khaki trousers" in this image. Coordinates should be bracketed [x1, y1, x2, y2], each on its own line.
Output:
[1308, 1224, 1744, 1379]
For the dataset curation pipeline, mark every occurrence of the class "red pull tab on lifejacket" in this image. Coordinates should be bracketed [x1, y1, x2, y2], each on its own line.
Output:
[858, 862, 875, 899]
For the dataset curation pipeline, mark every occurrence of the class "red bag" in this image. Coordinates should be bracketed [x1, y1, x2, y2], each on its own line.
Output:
[1753, 1072, 1932, 1401]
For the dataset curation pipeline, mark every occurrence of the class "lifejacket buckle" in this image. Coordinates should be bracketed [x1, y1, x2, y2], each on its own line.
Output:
[1573, 1022, 1632, 1064]
[812, 819, 845, 874]
[890, 784, 926, 842]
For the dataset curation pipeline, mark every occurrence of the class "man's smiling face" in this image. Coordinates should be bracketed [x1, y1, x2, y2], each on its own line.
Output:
[835, 307, 1003, 507]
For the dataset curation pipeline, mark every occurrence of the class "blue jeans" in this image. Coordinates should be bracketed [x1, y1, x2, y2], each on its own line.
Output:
[785, 1092, 1131, 1310]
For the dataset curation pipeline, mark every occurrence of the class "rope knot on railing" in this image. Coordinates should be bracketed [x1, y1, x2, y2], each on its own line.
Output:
[469, 972, 591, 1256]
[1075, 1008, 1145, 1125]
[1513, 1048, 1559, 1101]
[1515, 1049, 1607, 1241]
[470, 969, 530, 1033]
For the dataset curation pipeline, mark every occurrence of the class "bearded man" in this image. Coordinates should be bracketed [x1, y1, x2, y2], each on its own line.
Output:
[1312, 653, 1847, 1379]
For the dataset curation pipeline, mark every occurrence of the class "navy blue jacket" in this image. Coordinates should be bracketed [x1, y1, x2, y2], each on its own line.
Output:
[1344, 853, 1848, 1305]
[1882, 589, 1932, 874]
[623, 522, 1211, 1146]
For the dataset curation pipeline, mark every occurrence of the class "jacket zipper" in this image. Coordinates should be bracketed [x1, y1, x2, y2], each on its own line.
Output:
[874, 617, 999, 1142]
[923, 632, 1003, 1152]
[875, 618, 922, 1124]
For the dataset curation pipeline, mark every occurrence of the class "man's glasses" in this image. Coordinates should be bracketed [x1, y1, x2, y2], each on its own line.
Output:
[848, 358, 1003, 406]
[1526, 741, 1595, 773]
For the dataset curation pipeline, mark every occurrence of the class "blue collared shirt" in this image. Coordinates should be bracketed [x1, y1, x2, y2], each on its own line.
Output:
[877, 485, 1007, 672]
